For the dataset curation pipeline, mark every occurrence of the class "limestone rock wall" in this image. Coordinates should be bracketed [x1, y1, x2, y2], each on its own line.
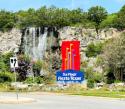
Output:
[59, 27, 120, 48]
[0, 27, 122, 73]
[0, 27, 121, 54]
[58, 27, 121, 73]
[0, 28, 22, 53]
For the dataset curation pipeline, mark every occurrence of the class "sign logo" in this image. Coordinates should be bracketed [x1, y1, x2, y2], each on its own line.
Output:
[56, 41, 84, 83]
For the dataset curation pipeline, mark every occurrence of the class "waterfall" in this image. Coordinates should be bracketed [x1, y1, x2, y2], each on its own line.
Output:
[32, 27, 37, 60]
[38, 31, 47, 59]
[24, 29, 28, 55]
[24, 27, 47, 60]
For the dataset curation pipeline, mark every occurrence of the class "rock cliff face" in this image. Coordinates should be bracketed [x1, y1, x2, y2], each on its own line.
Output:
[58, 27, 121, 73]
[0, 27, 122, 73]
[0, 28, 22, 53]
[59, 27, 120, 48]
[0, 27, 121, 54]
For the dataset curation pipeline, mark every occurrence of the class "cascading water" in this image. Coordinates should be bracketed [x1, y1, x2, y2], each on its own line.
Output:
[24, 29, 28, 55]
[32, 27, 37, 60]
[24, 27, 47, 60]
[38, 31, 47, 59]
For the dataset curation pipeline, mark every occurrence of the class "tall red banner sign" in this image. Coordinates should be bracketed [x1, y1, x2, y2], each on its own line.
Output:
[61, 41, 80, 71]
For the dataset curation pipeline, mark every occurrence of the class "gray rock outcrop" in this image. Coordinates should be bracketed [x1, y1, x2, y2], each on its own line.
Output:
[0, 28, 22, 53]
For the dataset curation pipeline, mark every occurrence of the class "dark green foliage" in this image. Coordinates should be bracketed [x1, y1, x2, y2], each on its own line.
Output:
[94, 72, 103, 83]
[85, 67, 94, 79]
[0, 10, 15, 31]
[88, 6, 108, 34]
[33, 60, 43, 76]
[0, 72, 14, 83]
[87, 79, 95, 88]
[86, 69, 102, 88]
[100, 14, 117, 28]
[25, 74, 55, 84]
[0, 54, 6, 72]
[113, 5, 125, 30]
[2, 52, 13, 70]
[0, 52, 13, 72]
[17, 8, 37, 28]
[1, 5, 125, 30]
[85, 42, 103, 57]
[25, 77, 44, 84]
[0, 6, 109, 30]
[0, 61, 6, 72]
[85, 67, 103, 83]
[106, 72, 115, 84]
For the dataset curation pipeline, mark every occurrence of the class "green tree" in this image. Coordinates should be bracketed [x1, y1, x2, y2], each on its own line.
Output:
[17, 8, 37, 28]
[0, 10, 15, 31]
[114, 5, 125, 30]
[100, 14, 117, 28]
[102, 32, 125, 81]
[88, 6, 108, 34]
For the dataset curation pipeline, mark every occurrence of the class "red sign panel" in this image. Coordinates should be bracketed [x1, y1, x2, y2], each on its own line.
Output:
[61, 41, 80, 71]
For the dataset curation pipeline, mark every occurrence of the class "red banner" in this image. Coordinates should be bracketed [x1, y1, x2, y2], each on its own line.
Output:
[61, 41, 80, 71]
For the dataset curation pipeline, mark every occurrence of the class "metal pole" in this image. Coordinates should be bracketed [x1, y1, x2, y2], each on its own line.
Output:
[13, 49, 18, 100]
[14, 66, 18, 100]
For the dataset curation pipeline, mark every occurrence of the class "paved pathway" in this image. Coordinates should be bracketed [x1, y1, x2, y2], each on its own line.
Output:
[0, 92, 125, 109]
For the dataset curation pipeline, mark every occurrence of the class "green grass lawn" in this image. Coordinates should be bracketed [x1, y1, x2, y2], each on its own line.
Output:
[0, 84, 125, 98]
[50, 85, 125, 98]
[70, 90, 125, 98]
[54, 89, 125, 98]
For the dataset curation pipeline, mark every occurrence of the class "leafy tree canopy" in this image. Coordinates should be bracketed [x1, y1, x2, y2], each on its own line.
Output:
[88, 6, 108, 33]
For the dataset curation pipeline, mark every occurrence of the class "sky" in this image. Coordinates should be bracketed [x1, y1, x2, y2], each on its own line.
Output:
[0, 0, 125, 13]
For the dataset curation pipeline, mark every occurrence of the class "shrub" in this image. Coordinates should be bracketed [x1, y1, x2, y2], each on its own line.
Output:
[94, 72, 103, 83]
[0, 60, 7, 72]
[33, 60, 43, 72]
[0, 52, 13, 72]
[0, 72, 15, 83]
[32, 60, 46, 76]
[17, 54, 30, 81]
[25, 76, 44, 84]
[85, 42, 103, 57]
[87, 79, 95, 88]
[85, 67, 94, 79]
[2, 52, 13, 71]
[85, 67, 103, 88]
[24, 77, 34, 84]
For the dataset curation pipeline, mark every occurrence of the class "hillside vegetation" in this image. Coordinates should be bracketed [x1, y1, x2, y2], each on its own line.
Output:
[0, 5, 125, 31]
